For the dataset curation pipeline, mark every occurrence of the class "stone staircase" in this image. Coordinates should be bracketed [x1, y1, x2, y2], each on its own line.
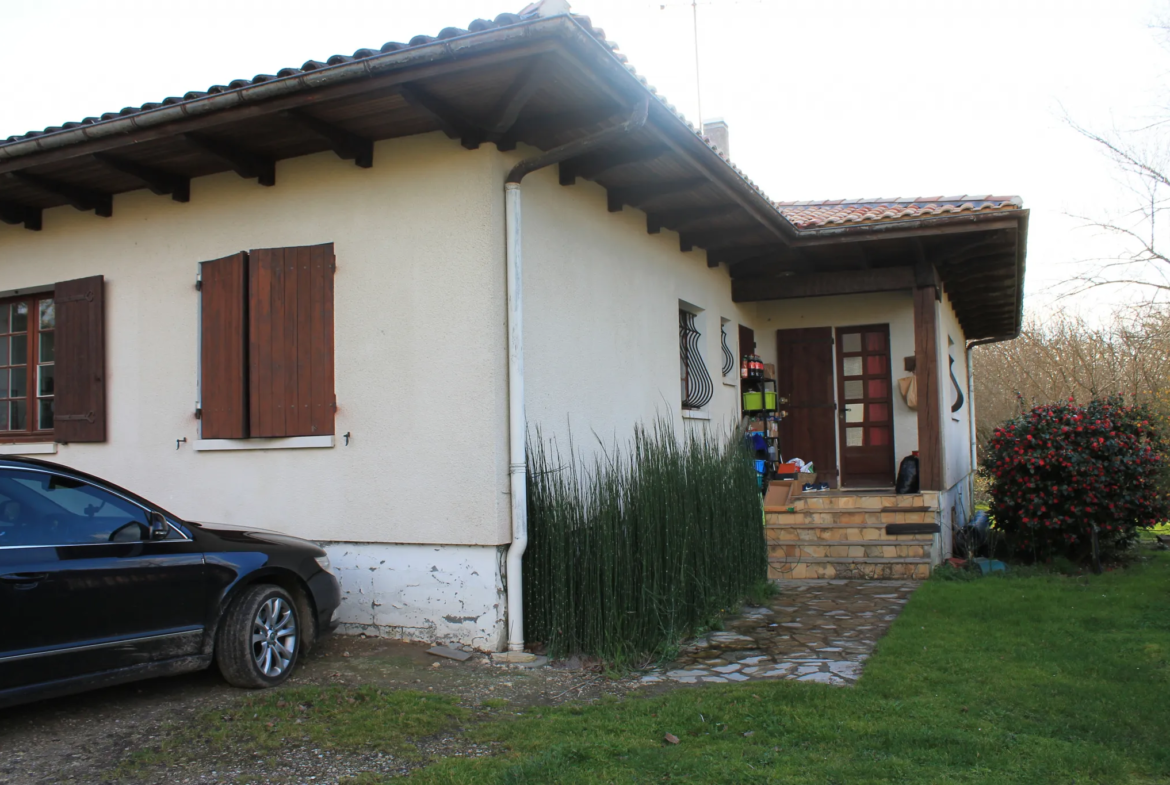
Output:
[766, 490, 941, 580]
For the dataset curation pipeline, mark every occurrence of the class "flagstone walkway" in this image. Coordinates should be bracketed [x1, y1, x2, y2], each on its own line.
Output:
[641, 580, 919, 687]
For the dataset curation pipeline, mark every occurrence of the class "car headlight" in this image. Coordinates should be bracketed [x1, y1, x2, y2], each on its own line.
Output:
[314, 554, 332, 573]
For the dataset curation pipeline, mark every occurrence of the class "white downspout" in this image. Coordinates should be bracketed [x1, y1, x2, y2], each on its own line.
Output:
[965, 343, 978, 523]
[504, 182, 528, 654]
[966, 344, 977, 481]
[499, 96, 650, 658]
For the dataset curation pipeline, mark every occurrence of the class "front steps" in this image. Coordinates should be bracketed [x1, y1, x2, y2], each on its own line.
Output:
[766, 491, 941, 580]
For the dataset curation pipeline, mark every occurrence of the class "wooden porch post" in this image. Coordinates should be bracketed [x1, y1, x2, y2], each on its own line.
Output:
[913, 280, 944, 491]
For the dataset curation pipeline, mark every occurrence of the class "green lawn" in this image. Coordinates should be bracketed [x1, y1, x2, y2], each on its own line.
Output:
[415, 552, 1170, 784]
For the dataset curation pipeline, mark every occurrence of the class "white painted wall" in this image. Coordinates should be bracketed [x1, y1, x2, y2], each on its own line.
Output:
[328, 543, 506, 651]
[0, 133, 512, 549]
[938, 289, 973, 556]
[505, 148, 750, 455]
[939, 289, 973, 492]
[749, 291, 920, 476]
[0, 129, 984, 636]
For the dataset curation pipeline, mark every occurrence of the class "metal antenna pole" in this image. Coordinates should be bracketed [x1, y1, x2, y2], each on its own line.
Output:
[692, 0, 703, 126]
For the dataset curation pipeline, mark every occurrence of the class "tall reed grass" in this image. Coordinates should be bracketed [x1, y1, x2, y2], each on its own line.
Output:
[523, 420, 767, 663]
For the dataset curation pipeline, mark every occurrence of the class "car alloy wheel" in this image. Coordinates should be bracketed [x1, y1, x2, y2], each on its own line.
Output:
[252, 596, 297, 678]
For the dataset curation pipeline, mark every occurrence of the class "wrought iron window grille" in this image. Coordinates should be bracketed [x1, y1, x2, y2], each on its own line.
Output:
[721, 322, 735, 377]
[679, 310, 714, 410]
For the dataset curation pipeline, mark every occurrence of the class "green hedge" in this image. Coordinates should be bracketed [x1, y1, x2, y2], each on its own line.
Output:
[523, 421, 767, 663]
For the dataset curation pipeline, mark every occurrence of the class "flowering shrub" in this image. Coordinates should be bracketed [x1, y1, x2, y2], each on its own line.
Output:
[982, 396, 1169, 562]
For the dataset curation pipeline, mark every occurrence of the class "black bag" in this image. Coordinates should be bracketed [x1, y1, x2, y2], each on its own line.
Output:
[895, 455, 920, 494]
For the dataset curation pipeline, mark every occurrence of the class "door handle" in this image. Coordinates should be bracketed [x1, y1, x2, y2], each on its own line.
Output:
[0, 572, 48, 586]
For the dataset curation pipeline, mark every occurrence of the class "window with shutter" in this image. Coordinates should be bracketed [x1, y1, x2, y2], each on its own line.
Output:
[199, 243, 335, 440]
[54, 275, 106, 443]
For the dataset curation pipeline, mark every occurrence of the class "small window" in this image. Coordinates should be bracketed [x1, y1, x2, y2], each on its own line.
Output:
[0, 294, 55, 436]
[679, 309, 713, 410]
[0, 470, 149, 546]
[720, 318, 735, 382]
[0, 276, 107, 445]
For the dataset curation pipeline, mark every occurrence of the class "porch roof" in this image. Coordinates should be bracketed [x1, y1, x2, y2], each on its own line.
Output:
[775, 196, 1023, 230]
[0, 3, 1026, 342]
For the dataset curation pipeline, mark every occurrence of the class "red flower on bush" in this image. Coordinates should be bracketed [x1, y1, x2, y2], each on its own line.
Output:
[982, 395, 1169, 562]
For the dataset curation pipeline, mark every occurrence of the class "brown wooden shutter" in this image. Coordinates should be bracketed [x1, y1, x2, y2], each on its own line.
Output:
[200, 252, 249, 439]
[249, 243, 334, 437]
[54, 275, 106, 443]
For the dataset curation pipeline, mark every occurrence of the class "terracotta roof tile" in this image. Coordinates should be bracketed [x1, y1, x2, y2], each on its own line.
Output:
[773, 196, 1023, 230]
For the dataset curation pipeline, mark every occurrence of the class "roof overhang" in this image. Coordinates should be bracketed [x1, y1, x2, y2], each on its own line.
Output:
[0, 11, 1025, 340]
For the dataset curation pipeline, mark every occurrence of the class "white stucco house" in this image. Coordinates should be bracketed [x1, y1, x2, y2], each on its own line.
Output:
[0, 1, 1027, 652]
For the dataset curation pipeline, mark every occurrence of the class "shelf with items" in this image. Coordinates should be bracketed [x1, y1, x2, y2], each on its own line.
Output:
[743, 400, 788, 490]
[740, 352, 790, 489]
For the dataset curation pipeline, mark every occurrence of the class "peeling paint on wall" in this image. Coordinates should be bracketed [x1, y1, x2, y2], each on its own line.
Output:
[324, 542, 507, 652]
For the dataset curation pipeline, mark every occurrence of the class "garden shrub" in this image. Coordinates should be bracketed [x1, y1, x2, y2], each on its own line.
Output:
[524, 420, 766, 664]
[983, 395, 1170, 562]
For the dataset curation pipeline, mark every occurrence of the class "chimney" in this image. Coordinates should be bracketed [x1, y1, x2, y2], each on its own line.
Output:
[702, 118, 730, 159]
[522, 0, 572, 17]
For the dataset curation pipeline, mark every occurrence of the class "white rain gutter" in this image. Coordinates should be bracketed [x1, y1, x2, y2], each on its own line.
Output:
[501, 95, 649, 655]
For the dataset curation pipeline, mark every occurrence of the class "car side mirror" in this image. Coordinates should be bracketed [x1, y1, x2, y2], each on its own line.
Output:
[148, 511, 169, 540]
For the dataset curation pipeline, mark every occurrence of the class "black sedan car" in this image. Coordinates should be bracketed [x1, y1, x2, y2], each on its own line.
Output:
[0, 457, 340, 708]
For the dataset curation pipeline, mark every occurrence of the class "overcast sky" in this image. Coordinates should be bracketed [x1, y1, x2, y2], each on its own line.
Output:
[3, 0, 1167, 317]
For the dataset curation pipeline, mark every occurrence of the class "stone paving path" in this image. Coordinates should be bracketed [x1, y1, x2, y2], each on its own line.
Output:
[641, 579, 919, 687]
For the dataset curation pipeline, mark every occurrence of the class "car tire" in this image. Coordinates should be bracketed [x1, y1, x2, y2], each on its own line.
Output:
[216, 584, 302, 689]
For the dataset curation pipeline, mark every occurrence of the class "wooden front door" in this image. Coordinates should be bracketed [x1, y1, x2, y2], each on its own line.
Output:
[836, 324, 896, 487]
[776, 327, 839, 487]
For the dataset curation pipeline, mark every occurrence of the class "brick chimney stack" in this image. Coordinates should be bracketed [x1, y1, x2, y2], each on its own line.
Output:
[702, 118, 729, 159]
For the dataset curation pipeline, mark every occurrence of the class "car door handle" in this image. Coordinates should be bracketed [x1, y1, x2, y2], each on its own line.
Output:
[0, 572, 48, 586]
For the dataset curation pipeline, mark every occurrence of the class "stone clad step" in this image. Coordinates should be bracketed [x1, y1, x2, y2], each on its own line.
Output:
[770, 541, 931, 560]
[769, 557, 931, 580]
[767, 510, 939, 526]
[786, 492, 941, 512]
[765, 490, 942, 581]
[767, 524, 935, 542]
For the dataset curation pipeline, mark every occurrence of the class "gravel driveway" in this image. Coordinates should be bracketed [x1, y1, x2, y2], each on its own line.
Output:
[0, 636, 634, 785]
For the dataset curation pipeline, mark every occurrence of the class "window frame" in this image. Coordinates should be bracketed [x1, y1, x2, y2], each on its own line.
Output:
[0, 291, 55, 443]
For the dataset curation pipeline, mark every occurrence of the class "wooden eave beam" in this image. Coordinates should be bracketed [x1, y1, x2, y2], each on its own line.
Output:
[927, 232, 1015, 266]
[482, 56, 551, 151]
[6, 171, 112, 216]
[647, 204, 737, 235]
[92, 153, 190, 202]
[498, 107, 613, 151]
[707, 243, 788, 266]
[281, 110, 374, 168]
[728, 252, 863, 278]
[912, 240, 941, 292]
[183, 133, 275, 186]
[559, 142, 668, 184]
[680, 225, 760, 253]
[399, 84, 483, 150]
[543, 43, 795, 244]
[0, 40, 561, 178]
[731, 266, 915, 303]
[606, 177, 706, 213]
[0, 200, 41, 230]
